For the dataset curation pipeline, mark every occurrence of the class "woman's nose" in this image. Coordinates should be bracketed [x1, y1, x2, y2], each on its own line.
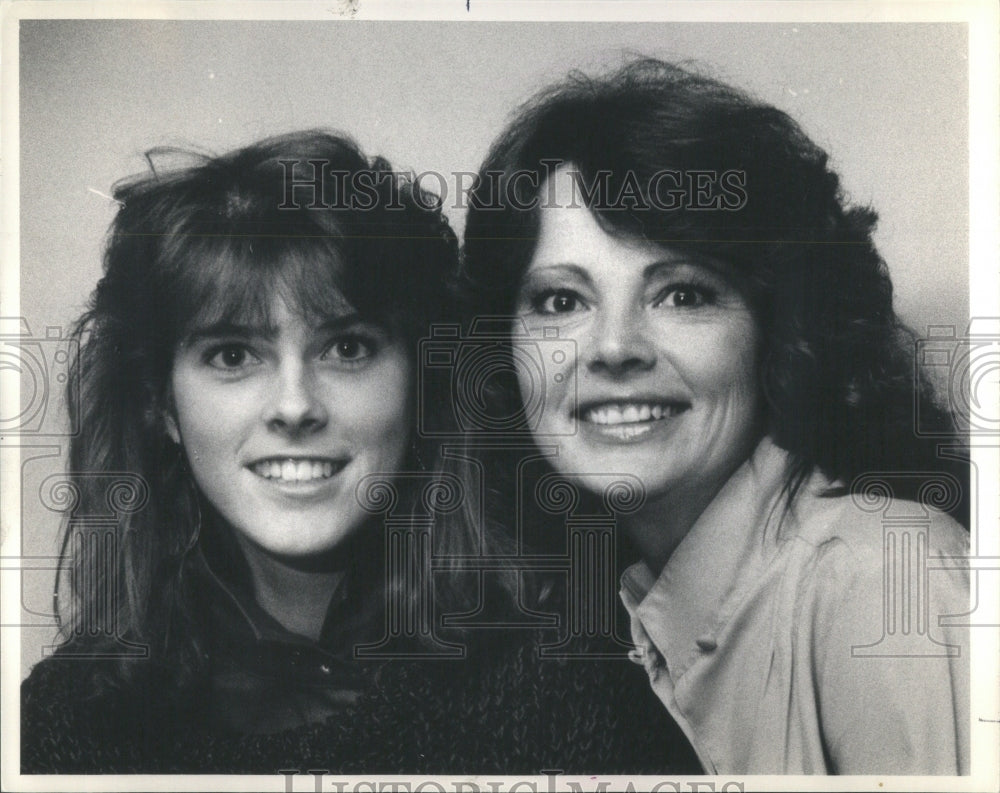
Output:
[263, 363, 329, 436]
[585, 307, 656, 377]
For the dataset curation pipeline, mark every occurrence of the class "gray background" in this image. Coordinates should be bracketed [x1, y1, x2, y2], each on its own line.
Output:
[15, 20, 969, 677]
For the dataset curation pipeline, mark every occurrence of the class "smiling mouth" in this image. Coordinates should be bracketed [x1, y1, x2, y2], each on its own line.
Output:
[579, 401, 688, 425]
[250, 458, 348, 483]
[575, 401, 690, 441]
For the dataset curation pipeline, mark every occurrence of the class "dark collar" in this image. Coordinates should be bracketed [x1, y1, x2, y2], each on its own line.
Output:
[190, 523, 386, 658]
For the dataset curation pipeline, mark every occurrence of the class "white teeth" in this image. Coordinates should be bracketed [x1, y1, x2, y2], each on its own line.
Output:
[612, 423, 652, 440]
[582, 402, 681, 426]
[252, 459, 343, 482]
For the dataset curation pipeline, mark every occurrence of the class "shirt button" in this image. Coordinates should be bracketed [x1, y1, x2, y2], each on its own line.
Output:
[695, 636, 718, 652]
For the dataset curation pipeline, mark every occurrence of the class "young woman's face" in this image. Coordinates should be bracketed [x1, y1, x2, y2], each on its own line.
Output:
[168, 294, 412, 560]
[515, 167, 762, 507]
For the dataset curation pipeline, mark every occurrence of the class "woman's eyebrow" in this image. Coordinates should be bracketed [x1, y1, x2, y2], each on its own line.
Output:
[523, 263, 595, 286]
[642, 257, 727, 280]
[185, 321, 277, 344]
[184, 312, 367, 345]
[317, 312, 365, 332]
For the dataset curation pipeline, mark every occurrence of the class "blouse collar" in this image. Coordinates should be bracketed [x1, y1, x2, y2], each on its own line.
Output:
[620, 436, 800, 681]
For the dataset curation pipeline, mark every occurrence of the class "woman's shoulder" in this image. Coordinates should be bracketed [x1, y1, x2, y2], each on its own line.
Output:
[437, 628, 701, 773]
[786, 476, 969, 561]
[777, 486, 972, 774]
[21, 653, 137, 721]
[21, 649, 215, 772]
[21, 655, 146, 772]
[21, 655, 81, 721]
[773, 481, 970, 633]
[774, 482, 970, 650]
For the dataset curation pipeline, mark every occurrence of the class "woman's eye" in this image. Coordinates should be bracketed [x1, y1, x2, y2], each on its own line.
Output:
[533, 289, 584, 315]
[654, 285, 715, 308]
[327, 335, 375, 363]
[206, 344, 258, 370]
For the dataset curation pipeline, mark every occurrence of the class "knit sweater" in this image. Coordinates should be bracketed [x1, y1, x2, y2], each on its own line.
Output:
[21, 631, 701, 774]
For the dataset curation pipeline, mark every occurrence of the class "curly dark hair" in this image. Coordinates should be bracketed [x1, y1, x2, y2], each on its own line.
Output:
[462, 58, 967, 523]
[58, 130, 488, 694]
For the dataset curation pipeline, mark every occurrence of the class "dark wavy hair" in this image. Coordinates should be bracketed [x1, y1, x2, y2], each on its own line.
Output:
[57, 130, 497, 694]
[462, 58, 967, 525]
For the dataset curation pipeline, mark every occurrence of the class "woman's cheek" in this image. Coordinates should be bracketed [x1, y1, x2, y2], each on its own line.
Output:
[337, 357, 412, 466]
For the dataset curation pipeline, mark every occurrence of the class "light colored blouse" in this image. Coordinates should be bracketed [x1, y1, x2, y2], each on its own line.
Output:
[620, 436, 970, 775]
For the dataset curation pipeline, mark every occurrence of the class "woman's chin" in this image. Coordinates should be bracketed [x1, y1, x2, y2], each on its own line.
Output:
[553, 454, 680, 503]
[551, 431, 761, 510]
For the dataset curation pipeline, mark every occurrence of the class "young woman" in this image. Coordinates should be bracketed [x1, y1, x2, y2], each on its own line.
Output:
[18, 129, 461, 762]
[21, 129, 701, 774]
[462, 59, 971, 775]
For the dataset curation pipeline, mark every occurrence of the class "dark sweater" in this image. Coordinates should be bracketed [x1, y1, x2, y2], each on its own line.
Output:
[22, 633, 701, 774]
[22, 528, 701, 774]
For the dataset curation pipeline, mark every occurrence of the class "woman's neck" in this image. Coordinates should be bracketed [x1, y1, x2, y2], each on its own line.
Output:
[620, 467, 739, 577]
[231, 534, 347, 642]
[621, 433, 766, 576]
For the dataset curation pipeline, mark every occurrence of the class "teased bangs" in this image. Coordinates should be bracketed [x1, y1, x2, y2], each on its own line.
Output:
[107, 131, 459, 369]
[159, 228, 389, 344]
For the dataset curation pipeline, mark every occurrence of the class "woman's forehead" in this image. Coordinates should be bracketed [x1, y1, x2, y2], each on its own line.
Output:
[175, 249, 361, 334]
[530, 202, 736, 274]
[182, 284, 360, 333]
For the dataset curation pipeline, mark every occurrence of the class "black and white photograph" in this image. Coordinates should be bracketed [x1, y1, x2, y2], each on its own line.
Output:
[2, 1, 998, 791]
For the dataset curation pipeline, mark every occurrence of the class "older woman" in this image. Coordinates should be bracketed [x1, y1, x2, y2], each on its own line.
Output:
[462, 59, 970, 775]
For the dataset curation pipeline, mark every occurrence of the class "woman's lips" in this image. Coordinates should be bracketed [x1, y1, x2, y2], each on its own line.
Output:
[579, 401, 687, 425]
[574, 400, 690, 442]
[249, 457, 348, 483]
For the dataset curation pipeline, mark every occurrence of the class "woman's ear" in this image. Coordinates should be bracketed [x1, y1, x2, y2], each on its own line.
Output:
[164, 412, 181, 444]
[160, 383, 181, 444]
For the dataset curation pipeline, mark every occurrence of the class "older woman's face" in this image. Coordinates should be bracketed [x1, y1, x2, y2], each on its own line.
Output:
[515, 167, 762, 506]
